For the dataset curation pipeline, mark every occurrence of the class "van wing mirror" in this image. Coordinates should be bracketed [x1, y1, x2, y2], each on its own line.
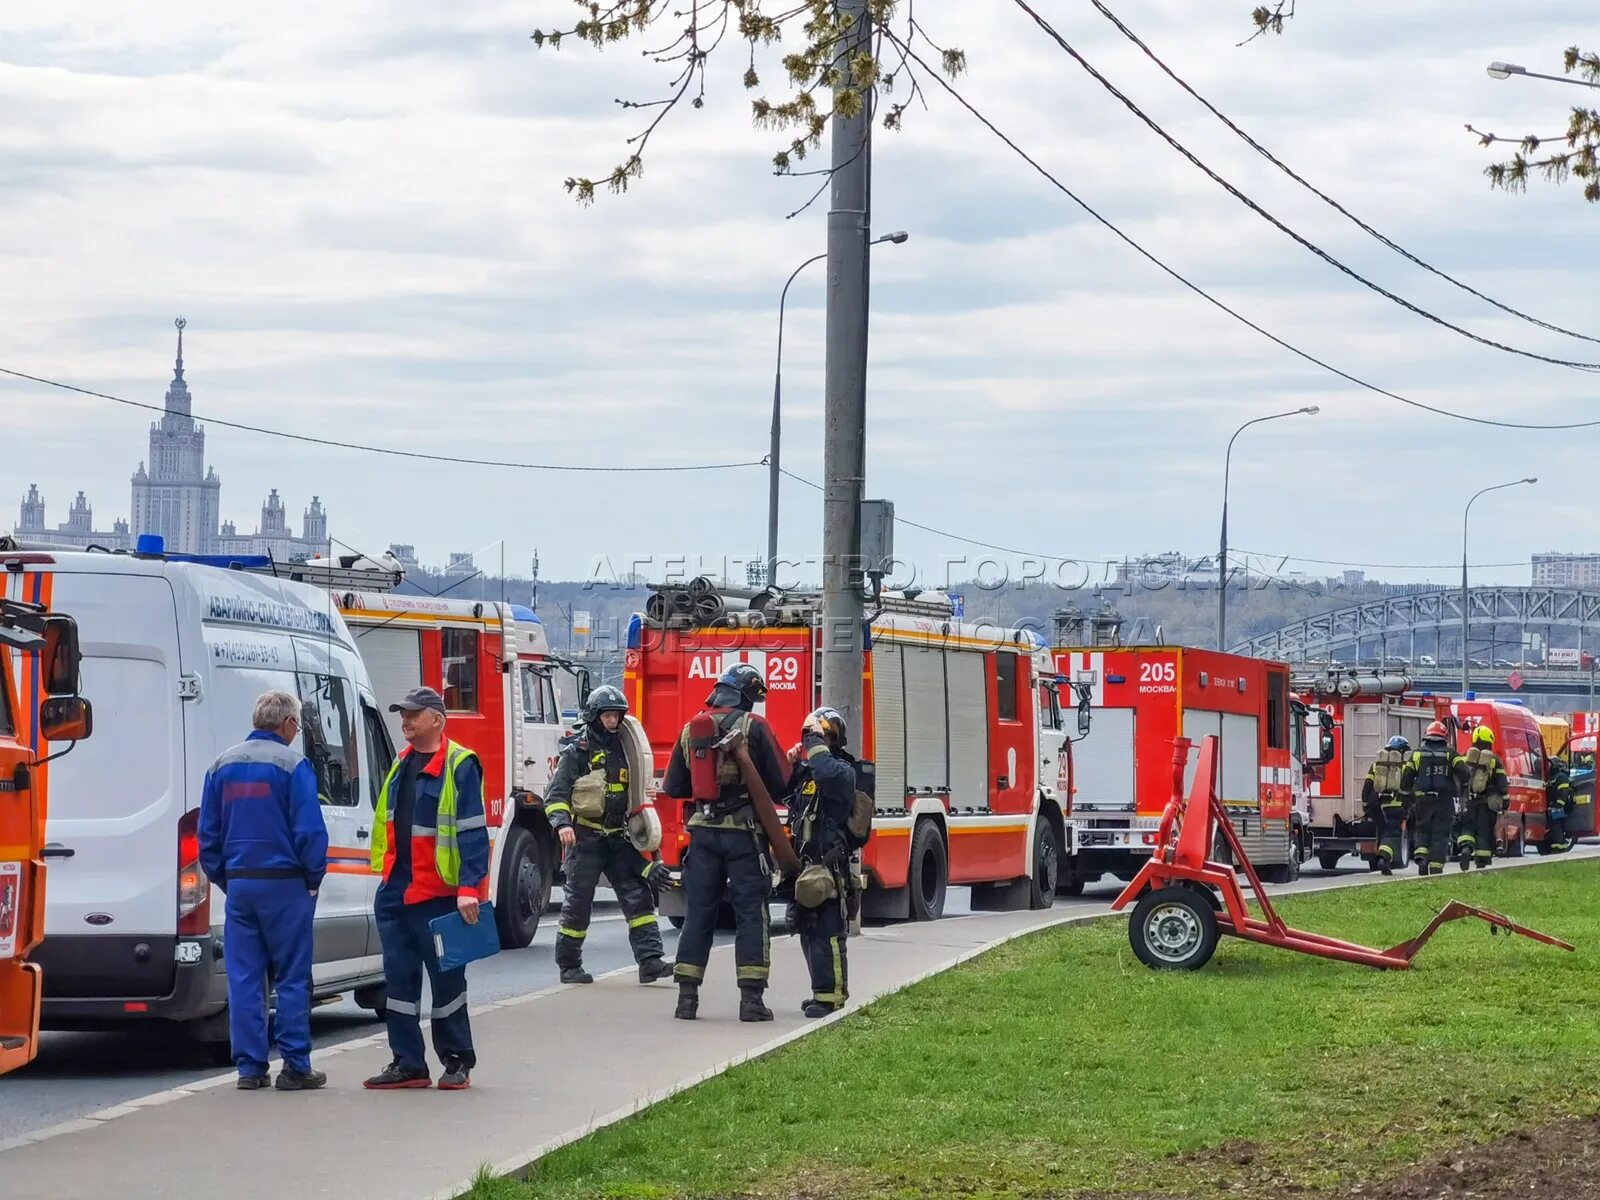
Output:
[40, 695, 92, 742]
[41, 615, 83, 696]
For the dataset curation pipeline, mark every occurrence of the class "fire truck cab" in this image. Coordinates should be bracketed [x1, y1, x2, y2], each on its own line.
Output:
[0, 586, 93, 1075]
[1453, 698, 1552, 856]
[1054, 646, 1314, 885]
[627, 584, 1089, 922]
[1295, 671, 1450, 871]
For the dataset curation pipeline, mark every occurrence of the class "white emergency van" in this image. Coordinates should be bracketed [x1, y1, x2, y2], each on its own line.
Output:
[1, 548, 392, 1046]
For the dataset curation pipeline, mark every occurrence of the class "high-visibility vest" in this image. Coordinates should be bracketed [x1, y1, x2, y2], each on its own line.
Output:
[371, 741, 479, 885]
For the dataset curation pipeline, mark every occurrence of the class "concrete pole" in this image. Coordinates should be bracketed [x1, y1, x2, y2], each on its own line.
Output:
[819, 0, 873, 737]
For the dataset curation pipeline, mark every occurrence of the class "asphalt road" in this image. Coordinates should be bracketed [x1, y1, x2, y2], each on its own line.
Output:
[2, 849, 1572, 1141]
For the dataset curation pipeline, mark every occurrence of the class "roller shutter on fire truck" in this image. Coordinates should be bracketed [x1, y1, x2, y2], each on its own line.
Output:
[356, 626, 423, 746]
[871, 643, 907, 811]
[946, 649, 989, 810]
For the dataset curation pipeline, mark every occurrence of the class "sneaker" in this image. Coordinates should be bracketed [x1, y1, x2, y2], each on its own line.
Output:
[559, 966, 594, 985]
[638, 958, 673, 984]
[739, 989, 774, 1023]
[674, 983, 699, 1021]
[438, 1057, 471, 1091]
[275, 1067, 327, 1091]
[363, 1060, 431, 1090]
[801, 1000, 841, 1019]
[236, 1074, 270, 1091]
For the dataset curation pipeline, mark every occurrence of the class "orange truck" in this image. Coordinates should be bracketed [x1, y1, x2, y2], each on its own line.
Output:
[0, 583, 94, 1075]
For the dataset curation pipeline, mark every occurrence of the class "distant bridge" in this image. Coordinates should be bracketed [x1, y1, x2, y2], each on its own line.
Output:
[1231, 587, 1600, 665]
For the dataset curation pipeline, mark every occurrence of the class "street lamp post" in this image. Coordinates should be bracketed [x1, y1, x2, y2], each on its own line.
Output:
[767, 231, 909, 588]
[1218, 406, 1319, 651]
[1487, 61, 1600, 89]
[1461, 477, 1537, 695]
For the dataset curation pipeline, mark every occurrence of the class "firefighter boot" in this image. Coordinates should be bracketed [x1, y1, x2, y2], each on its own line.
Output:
[739, 986, 774, 1023]
[674, 982, 699, 1021]
[638, 957, 674, 984]
[560, 966, 594, 985]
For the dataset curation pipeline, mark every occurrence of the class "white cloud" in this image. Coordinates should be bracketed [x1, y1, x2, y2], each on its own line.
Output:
[3, 0, 1595, 591]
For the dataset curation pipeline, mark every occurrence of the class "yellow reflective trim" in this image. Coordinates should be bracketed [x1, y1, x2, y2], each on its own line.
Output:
[736, 965, 769, 981]
[675, 963, 704, 981]
[628, 913, 659, 929]
[558, 926, 587, 940]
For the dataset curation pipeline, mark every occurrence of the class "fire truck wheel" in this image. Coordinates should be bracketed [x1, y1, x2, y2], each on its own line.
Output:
[1316, 851, 1343, 872]
[908, 821, 948, 922]
[495, 825, 547, 950]
[1029, 818, 1060, 910]
[1129, 886, 1219, 971]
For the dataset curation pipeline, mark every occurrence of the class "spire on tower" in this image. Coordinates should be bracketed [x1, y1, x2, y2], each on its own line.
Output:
[174, 316, 186, 380]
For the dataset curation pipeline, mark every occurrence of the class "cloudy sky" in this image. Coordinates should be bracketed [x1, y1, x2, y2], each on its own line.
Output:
[4, 1, 1595, 590]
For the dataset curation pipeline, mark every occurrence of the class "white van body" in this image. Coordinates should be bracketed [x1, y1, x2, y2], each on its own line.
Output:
[1, 551, 390, 1037]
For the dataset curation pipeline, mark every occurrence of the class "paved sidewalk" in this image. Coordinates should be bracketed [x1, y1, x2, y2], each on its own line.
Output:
[2, 850, 1589, 1200]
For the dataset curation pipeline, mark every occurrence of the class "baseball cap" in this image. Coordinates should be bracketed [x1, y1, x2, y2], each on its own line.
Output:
[389, 686, 447, 715]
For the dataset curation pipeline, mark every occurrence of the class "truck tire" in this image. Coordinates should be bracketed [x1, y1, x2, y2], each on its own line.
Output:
[1129, 886, 1219, 971]
[1029, 817, 1060, 910]
[495, 825, 547, 949]
[908, 821, 947, 922]
[1317, 851, 1342, 872]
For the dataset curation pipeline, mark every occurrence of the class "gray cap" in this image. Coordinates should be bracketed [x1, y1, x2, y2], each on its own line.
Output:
[389, 686, 446, 715]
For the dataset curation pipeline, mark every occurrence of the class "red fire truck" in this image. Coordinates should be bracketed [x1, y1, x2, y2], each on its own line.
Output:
[1053, 646, 1315, 885]
[328, 574, 589, 949]
[1452, 698, 1552, 856]
[626, 586, 1088, 922]
[1294, 672, 1451, 871]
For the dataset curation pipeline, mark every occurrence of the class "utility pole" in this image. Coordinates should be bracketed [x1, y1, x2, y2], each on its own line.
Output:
[819, 0, 873, 738]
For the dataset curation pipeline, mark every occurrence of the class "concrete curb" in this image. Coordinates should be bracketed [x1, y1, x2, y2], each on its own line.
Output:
[439, 849, 1593, 1200]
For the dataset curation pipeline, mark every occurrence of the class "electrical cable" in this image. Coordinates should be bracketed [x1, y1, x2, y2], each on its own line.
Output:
[0, 366, 762, 473]
[1011, 0, 1600, 373]
[1086, 0, 1600, 347]
[885, 31, 1600, 431]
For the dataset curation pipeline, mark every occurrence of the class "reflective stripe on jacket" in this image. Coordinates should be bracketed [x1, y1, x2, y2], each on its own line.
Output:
[371, 740, 489, 903]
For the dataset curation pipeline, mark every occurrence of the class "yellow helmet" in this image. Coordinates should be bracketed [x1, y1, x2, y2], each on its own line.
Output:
[1472, 726, 1495, 748]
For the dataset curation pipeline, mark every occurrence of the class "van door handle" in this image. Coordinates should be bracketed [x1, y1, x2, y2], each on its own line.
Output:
[356, 828, 371, 841]
[42, 843, 75, 859]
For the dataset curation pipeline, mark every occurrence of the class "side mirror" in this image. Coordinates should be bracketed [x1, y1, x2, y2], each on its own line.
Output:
[1076, 695, 1092, 737]
[576, 667, 593, 710]
[1319, 733, 1335, 762]
[40, 695, 93, 742]
[40, 616, 83, 697]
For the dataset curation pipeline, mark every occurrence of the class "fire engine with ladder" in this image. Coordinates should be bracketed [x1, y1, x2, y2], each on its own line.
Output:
[625, 581, 1092, 922]
[263, 554, 591, 949]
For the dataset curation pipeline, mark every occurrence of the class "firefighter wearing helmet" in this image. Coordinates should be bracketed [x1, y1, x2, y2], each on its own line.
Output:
[1363, 735, 1411, 874]
[660, 662, 791, 1022]
[782, 706, 868, 1018]
[545, 685, 673, 986]
[1456, 724, 1510, 871]
[1400, 720, 1464, 876]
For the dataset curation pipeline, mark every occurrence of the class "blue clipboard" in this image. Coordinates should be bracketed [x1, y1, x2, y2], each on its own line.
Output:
[429, 904, 501, 972]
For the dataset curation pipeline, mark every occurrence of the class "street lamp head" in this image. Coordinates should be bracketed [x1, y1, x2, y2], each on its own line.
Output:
[879, 230, 910, 245]
[1299, 405, 1320, 416]
[1486, 62, 1524, 80]
[1523, 476, 1538, 484]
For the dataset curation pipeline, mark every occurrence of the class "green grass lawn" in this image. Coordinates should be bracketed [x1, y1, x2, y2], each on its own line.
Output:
[472, 861, 1600, 1200]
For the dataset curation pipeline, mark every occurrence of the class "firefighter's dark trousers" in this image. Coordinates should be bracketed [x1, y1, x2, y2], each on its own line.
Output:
[1375, 801, 1406, 866]
[674, 825, 770, 990]
[794, 891, 848, 1007]
[1412, 795, 1454, 874]
[375, 884, 474, 1071]
[555, 825, 664, 968]
[1456, 797, 1498, 865]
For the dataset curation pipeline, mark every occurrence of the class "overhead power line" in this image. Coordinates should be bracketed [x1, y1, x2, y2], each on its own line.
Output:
[1011, 0, 1600, 373]
[1087, 0, 1600, 348]
[0, 366, 762, 474]
[886, 32, 1600, 431]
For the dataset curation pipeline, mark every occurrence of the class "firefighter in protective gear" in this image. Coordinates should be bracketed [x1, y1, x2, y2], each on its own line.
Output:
[661, 663, 790, 1022]
[1400, 721, 1461, 876]
[1456, 725, 1510, 871]
[1363, 735, 1410, 875]
[1545, 756, 1575, 853]
[546, 685, 672, 985]
[784, 707, 858, 1018]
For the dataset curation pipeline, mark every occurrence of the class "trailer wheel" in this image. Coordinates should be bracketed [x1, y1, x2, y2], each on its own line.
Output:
[1129, 886, 1219, 971]
[1316, 851, 1342, 872]
[496, 825, 547, 949]
[908, 821, 947, 921]
[1029, 817, 1060, 910]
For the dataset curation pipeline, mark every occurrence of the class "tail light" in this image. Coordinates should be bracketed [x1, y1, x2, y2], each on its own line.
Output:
[177, 808, 210, 935]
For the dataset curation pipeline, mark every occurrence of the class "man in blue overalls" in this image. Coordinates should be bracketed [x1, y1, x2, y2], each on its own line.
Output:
[199, 689, 329, 1090]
